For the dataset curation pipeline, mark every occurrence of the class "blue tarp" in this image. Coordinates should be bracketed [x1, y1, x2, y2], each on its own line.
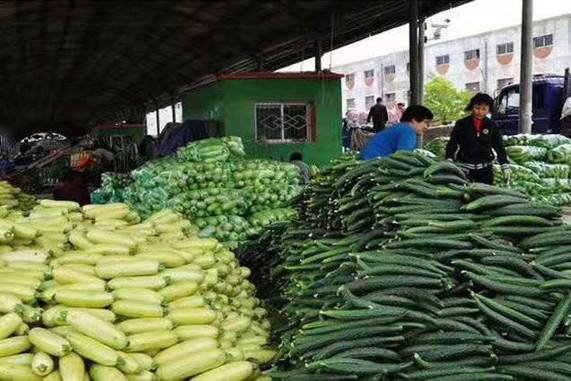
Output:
[157, 120, 209, 157]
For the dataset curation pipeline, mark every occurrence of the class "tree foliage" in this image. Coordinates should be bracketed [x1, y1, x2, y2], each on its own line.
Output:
[424, 76, 472, 125]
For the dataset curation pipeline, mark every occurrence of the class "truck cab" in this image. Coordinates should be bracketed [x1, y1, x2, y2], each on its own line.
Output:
[493, 74, 568, 135]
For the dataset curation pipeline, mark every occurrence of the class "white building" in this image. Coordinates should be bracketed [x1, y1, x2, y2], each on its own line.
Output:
[334, 14, 571, 115]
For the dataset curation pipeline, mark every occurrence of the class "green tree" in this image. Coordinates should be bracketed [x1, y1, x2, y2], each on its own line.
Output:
[424, 76, 472, 125]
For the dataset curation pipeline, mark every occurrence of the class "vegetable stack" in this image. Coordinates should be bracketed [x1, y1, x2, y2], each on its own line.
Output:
[426, 133, 571, 207]
[0, 180, 37, 212]
[0, 200, 274, 380]
[262, 151, 571, 380]
[95, 137, 301, 247]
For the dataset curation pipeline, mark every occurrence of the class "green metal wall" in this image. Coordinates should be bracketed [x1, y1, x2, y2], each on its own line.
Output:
[182, 84, 225, 129]
[95, 126, 145, 143]
[182, 77, 342, 166]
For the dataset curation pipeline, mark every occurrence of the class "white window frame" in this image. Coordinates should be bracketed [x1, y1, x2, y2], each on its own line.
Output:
[534, 34, 553, 48]
[384, 65, 396, 75]
[436, 54, 450, 66]
[497, 42, 514, 55]
[465, 81, 481, 93]
[365, 95, 376, 109]
[254, 102, 310, 144]
[464, 49, 480, 61]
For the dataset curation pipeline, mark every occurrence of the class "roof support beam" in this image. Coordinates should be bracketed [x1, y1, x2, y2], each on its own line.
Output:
[314, 38, 322, 73]
[519, 0, 533, 134]
[409, 0, 420, 105]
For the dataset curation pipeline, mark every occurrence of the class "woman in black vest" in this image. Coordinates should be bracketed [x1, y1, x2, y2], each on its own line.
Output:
[445, 93, 510, 185]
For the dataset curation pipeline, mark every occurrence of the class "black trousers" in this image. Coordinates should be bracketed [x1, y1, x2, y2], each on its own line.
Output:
[372, 122, 385, 133]
[468, 166, 494, 185]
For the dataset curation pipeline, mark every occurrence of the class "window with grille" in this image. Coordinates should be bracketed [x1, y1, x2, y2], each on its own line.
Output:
[464, 49, 480, 61]
[365, 96, 376, 109]
[364, 69, 374, 79]
[385, 93, 396, 103]
[384, 65, 396, 75]
[497, 77, 513, 90]
[346, 98, 356, 110]
[497, 42, 514, 55]
[436, 55, 450, 66]
[465, 82, 481, 93]
[255, 103, 313, 143]
[534, 34, 553, 48]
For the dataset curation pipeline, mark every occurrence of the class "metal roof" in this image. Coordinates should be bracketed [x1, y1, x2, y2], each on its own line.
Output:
[0, 0, 470, 138]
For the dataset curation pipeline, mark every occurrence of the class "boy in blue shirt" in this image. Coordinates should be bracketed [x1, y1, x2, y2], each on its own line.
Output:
[362, 105, 433, 160]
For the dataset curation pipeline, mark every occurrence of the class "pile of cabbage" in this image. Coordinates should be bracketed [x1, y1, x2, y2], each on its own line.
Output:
[97, 137, 301, 246]
[424, 134, 571, 207]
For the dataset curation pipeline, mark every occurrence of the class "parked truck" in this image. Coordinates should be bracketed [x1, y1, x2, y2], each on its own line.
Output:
[493, 68, 571, 135]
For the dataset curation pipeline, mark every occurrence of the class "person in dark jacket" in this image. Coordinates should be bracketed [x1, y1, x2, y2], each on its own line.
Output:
[367, 97, 389, 133]
[445, 93, 510, 184]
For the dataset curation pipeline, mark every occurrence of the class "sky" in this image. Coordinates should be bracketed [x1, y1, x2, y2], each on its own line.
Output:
[279, 0, 571, 71]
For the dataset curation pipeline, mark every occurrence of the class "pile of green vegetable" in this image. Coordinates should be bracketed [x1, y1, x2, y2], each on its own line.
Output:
[90, 173, 133, 205]
[0, 200, 274, 380]
[94, 137, 301, 246]
[252, 151, 571, 380]
[424, 134, 571, 206]
[496, 134, 571, 206]
[0, 181, 37, 212]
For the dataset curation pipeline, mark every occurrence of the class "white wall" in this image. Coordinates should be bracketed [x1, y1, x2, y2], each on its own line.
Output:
[335, 14, 571, 115]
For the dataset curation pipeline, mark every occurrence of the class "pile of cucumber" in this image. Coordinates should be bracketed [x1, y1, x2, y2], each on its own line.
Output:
[264, 151, 571, 380]
[0, 200, 274, 380]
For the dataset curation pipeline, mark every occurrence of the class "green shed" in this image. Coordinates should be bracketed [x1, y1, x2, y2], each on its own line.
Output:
[182, 72, 343, 166]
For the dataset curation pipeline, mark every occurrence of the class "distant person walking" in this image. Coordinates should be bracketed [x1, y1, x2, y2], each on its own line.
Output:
[367, 97, 389, 133]
[362, 105, 433, 160]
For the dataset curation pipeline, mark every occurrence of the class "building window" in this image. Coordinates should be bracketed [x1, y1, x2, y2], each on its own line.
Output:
[436, 55, 450, 66]
[365, 96, 376, 109]
[497, 77, 513, 90]
[534, 34, 553, 48]
[346, 73, 355, 83]
[497, 42, 514, 55]
[384, 65, 396, 76]
[346, 98, 356, 110]
[464, 49, 480, 61]
[385, 93, 396, 103]
[255, 103, 313, 143]
[364, 69, 374, 79]
[465, 82, 481, 93]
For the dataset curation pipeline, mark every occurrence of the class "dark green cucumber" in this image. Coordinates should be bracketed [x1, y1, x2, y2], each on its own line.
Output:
[483, 215, 554, 227]
[398, 366, 496, 380]
[473, 293, 542, 329]
[498, 365, 568, 381]
[486, 204, 561, 217]
[330, 347, 401, 362]
[463, 195, 528, 211]
[497, 344, 571, 365]
[473, 297, 537, 339]
[312, 335, 406, 360]
[536, 292, 571, 351]
[424, 161, 467, 179]
[469, 234, 520, 253]
[319, 309, 406, 321]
